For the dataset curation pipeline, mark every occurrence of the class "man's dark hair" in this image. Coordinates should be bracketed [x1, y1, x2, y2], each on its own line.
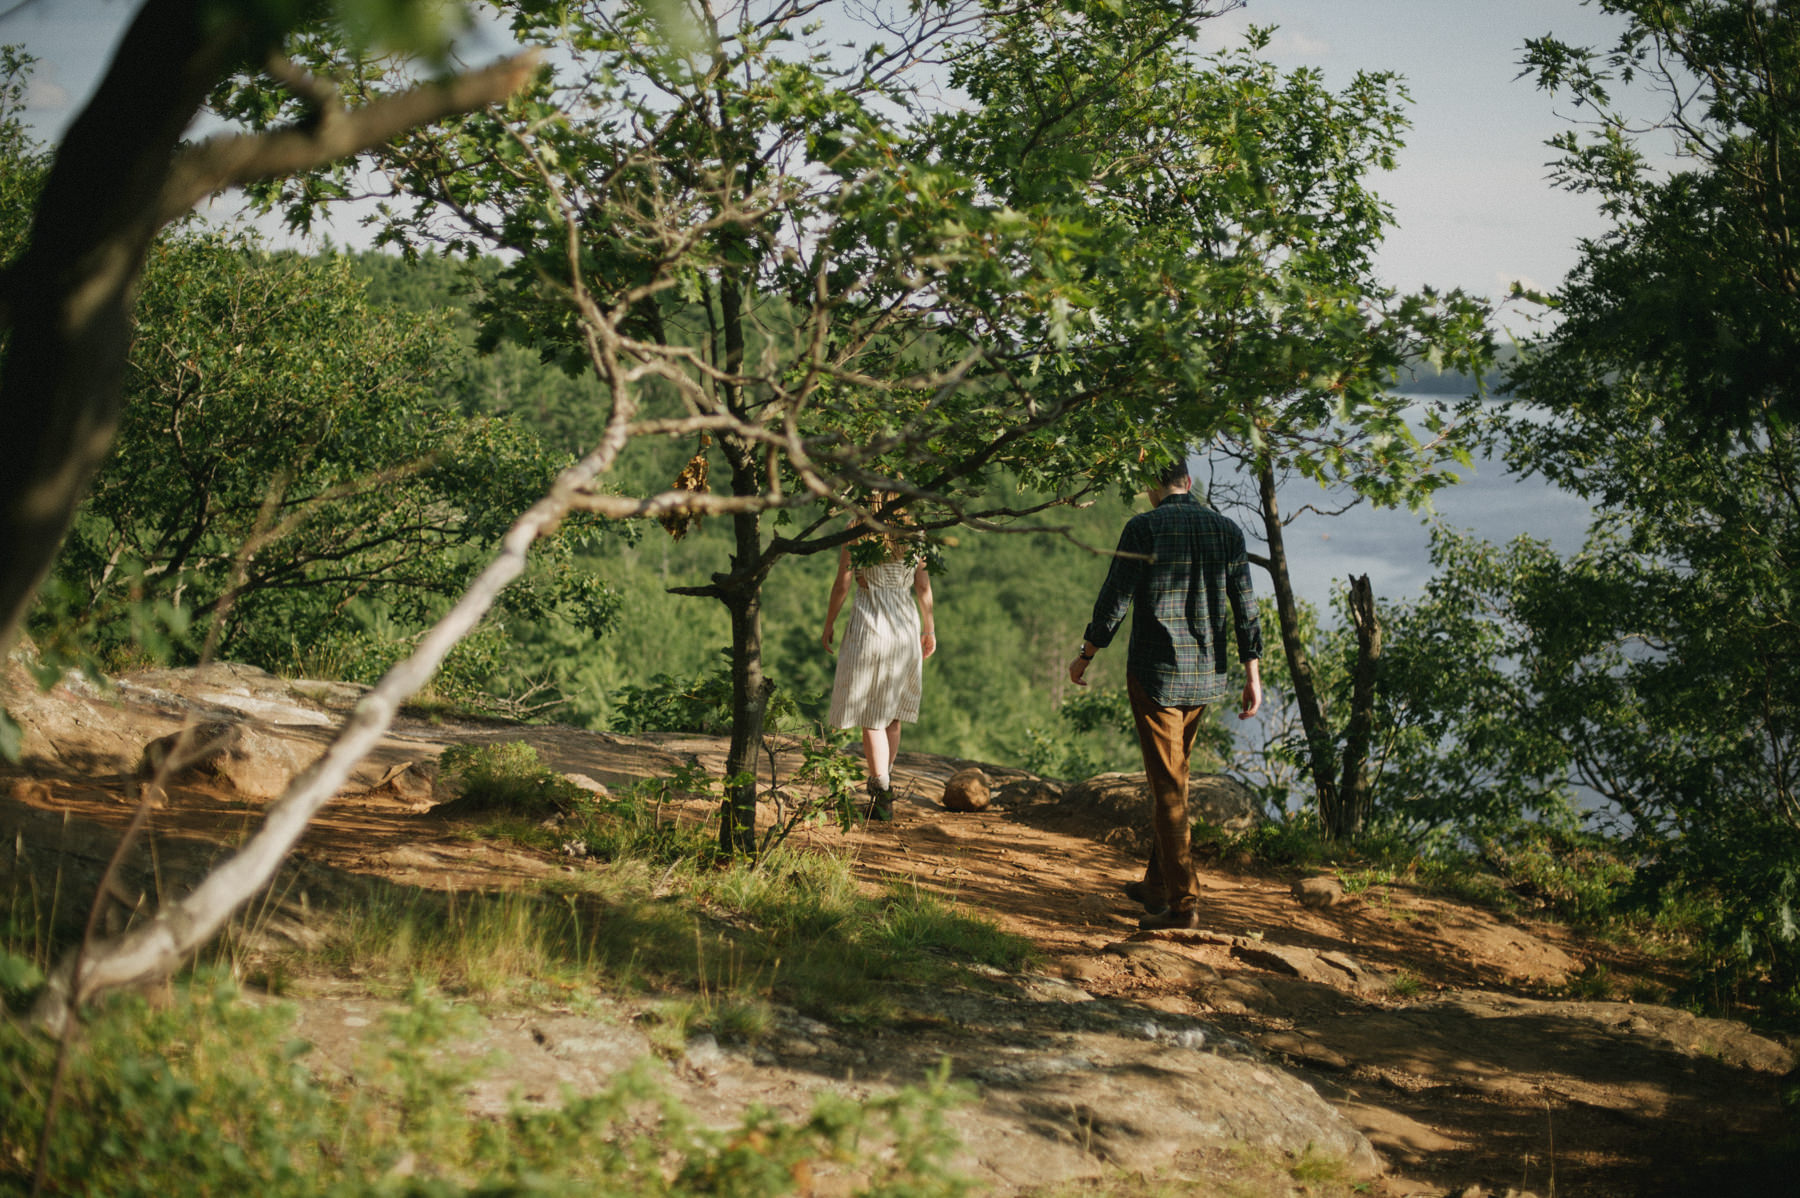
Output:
[1156, 459, 1191, 488]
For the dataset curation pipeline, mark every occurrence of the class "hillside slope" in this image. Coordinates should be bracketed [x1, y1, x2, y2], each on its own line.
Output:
[3, 662, 1795, 1196]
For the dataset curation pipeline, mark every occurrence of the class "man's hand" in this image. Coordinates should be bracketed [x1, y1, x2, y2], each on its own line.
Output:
[1068, 653, 1091, 687]
[1238, 659, 1263, 719]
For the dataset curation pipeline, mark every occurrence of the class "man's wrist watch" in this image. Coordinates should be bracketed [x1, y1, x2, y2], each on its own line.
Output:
[1077, 646, 1094, 661]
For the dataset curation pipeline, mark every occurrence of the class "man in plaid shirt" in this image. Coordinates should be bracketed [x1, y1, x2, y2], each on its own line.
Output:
[1070, 459, 1263, 930]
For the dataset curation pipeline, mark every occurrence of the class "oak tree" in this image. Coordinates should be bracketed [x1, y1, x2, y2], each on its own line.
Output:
[230, 0, 1247, 852]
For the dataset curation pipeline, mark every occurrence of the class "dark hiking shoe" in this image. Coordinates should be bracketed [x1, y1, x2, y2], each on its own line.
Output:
[1138, 907, 1201, 931]
[1122, 880, 1161, 911]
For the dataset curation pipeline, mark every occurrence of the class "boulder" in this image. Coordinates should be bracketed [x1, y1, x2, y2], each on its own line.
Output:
[562, 773, 611, 798]
[1062, 771, 1263, 836]
[941, 766, 992, 812]
[1291, 874, 1346, 909]
[993, 777, 1063, 808]
[1185, 774, 1264, 830]
[3, 645, 165, 776]
[138, 721, 242, 778]
[363, 759, 439, 807]
[137, 719, 321, 801]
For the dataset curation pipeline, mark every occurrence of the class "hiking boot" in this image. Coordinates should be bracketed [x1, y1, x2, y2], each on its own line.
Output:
[1122, 880, 1162, 911]
[1138, 907, 1200, 931]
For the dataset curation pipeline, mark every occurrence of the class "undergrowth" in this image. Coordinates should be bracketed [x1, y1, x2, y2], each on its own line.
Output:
[2, 754, 1035, 1031]
[1196, 817, 1639, 928]
[0, 747, 1043, 1197]
[0, 975, 973, 1196]
[269, 853, 1031, 1027]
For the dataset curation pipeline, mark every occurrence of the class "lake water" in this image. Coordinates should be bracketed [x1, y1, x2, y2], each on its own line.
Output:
[1228, 398, 1608, 816]
[1245, 401, 1593, 617]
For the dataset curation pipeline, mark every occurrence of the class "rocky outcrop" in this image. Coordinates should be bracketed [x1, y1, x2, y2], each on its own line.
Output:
[9, 658, 1796, 1196]
[275, 970, 1382, 1192]
[1037, 772, 1263, 853]
[3, 648, 167, 778]
[1, 658, 1380, 1187]
[3, 656, 429, 801]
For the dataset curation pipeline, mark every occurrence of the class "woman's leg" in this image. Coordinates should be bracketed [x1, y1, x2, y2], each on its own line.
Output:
[861, 726, 891, 788]
[856, 723, 885, 787]
[862, 720, 905, 787]
[862, 721, 904, 820]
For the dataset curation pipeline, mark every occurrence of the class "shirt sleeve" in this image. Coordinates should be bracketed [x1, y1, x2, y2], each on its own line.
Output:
[1082, 518, 1150, 649]
[1226, 538, 1263, 662]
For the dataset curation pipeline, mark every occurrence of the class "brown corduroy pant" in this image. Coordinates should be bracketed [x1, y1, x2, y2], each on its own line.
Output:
[1126, 673, 1206, 914]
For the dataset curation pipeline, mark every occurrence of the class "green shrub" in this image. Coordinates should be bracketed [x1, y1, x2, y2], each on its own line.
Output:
[1021, 686, 1133, 781]
[1200, 815, 1329, 871]
[611, 652, 800, 737]
[757, 735, 868, 854]
[438, 740, 592, 817]
[575, 766, 725, 867]
[1477, 826, 1634, 925]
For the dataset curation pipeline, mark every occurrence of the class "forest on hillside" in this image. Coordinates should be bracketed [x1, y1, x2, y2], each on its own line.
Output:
[2, 0, 1798, 1030]
[358, 254, 1192, 774]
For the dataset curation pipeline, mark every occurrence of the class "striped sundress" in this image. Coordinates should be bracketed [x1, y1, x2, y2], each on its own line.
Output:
[828, 559, 923, 729]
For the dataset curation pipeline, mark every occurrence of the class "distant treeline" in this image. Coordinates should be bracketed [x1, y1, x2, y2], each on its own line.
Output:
[1397, 342, 1519, 396]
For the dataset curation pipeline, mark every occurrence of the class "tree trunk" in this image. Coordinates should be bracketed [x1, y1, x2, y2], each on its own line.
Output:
[0, 0, 236, 649]
[1335, 573, 1381, 840]
[713, 452, 772, 855]
[1255, 460, 1342, 834]
[710, 251, 772, 855]
[718, 577, 773, 856]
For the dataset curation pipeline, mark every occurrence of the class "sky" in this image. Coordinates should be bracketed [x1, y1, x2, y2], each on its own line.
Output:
[1192, 0, 1640, 309]
[2, 0, 1641, 311]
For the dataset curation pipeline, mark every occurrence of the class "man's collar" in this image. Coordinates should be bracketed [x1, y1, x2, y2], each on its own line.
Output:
[1154, 490, 1200, 508]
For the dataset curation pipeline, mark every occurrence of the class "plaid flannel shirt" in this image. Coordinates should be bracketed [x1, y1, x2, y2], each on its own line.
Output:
[1082, 492, 1263, 707]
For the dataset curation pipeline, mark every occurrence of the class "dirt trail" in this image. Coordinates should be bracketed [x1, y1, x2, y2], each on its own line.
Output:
[5, 694, 1796, 1197]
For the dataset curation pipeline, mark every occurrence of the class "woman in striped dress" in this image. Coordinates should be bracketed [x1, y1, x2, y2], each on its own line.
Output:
[821, 516, 936, 820]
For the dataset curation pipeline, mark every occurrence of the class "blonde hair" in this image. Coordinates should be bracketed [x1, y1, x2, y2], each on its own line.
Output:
[850, 491, 924, 567]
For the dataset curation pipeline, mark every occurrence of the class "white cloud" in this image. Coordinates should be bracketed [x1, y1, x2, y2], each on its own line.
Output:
[25, 73, 69, 113]
[1271, 29, 1332, 58]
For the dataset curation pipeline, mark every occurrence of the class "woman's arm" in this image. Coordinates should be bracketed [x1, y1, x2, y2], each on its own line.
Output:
[914, 562, 936, 659]
[822, 548, 853, 652]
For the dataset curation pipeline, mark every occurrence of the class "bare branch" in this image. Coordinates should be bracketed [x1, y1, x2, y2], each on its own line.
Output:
[159, 52, 542, 227]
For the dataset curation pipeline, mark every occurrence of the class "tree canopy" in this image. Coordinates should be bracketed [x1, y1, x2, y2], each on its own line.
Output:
[1365, 0, 1800, 999]
[30, 232, 615, 696]
[1518, 0, 1800, 433]
[219, 0, 1265, 849]
[0, 0, 539, 658]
